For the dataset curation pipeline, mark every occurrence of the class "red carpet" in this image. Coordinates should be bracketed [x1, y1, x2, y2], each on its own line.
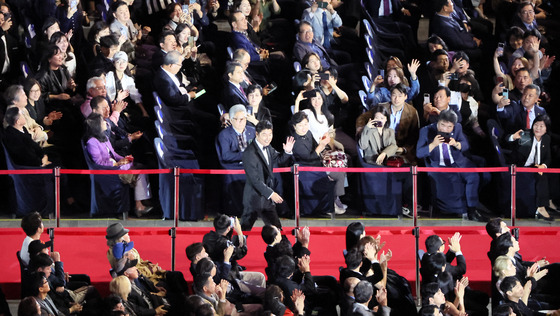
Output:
[2, 226, 560, 299]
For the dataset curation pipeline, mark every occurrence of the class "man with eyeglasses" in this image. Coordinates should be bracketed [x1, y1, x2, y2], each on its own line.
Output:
[513, 2, 538, 33]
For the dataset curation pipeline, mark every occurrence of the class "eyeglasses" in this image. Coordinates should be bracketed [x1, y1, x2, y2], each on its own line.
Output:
[94, 86, 107, 91]
[521, 10, 534, 15]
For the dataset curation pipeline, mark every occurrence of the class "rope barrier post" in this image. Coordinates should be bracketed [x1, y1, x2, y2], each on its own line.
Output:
[293, 164, 300, 229]
[173, 167, 180, 228]
[169, 227, 176, 271]
[510, 164, 516, 227]
[411, 166, 418, 227]
[412, 226, 421, 306]
[54, 167, 61, 228]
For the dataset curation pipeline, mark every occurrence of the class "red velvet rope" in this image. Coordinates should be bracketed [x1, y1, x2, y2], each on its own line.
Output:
[0, 169, 52, 175]
[0, 166, 556, 176]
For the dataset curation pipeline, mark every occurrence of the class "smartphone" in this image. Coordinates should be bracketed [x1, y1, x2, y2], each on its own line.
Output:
[378, 69, 385, 78]
[182, 4, 189, 14]
[217, 103, 225, 116]
[497, 76, 504, 84]
[267, 82, 278, 94]
[318, 72, 329, 80]
[373, 121, 383, 127]
[190, 0, 197, 4]
[423, 93, 430, 104]
[303, 90, 316, 98]
[188, 36, 195, 47]
[194, 89, 206, 99]
[229, 217, 235, 228]
[502, 88, 509, 100]
[3, 12, 11, 21]
[318, 1, 328, 8]
[437, 131, 451, 143]
[498, 42, 505, 49]
[247, 106, 253, 115]
[449, 72, 459, 80]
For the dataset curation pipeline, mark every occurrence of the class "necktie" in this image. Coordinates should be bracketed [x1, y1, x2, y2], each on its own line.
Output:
[534, 142, 540, 165]
[263, 146, 270, 165]
[442, 144, 452, 166]
[383, 0, 391, 16]
[240, 86, 246, 98]
[322, 10, 331, 49]
[237, 133, 247, 152]
[526, 109, 531, 129]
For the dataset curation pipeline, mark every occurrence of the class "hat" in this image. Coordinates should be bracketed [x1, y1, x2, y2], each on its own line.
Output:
[113, 51, 128, 63]
[112, 241, 134, 260]
[28, 240, 52, 256]
[116, 258, 138, 276]
[106, 223, 129, 240]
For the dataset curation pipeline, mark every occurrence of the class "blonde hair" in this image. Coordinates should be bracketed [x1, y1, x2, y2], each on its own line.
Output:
[110, 275, 132, 301]
[493, 255, 511, 278]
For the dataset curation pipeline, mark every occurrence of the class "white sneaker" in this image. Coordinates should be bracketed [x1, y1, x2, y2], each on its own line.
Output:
[334, 203, 346, 215]
[335, 197, 348, 210]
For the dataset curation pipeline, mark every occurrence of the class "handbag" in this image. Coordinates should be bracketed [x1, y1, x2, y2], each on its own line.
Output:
[322, 150, 348, 168]
[385, 156, 405, 167]
[119, 173, 138, 185]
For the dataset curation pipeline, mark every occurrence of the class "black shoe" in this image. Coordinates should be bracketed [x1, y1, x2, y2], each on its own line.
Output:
[536, 211, 554, 222]
[467, 208, 489, 222]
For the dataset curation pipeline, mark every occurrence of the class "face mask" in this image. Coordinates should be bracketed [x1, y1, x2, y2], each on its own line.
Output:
[459, 83, 471, 93]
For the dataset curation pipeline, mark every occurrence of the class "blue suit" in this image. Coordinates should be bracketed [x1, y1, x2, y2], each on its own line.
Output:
[497, 101, 546, 135]
[417, 122, 479, 213]
[222, 81, 249, 111]
[153, 67, 191, 120]
[216, 126, 256, 169]
[230, 31, 260, 62]
[430, 13, 477, 51]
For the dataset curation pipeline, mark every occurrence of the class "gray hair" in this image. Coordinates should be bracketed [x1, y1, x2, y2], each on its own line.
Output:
[438, 109, 458, 125]
[229, 104, 247, 118]
[86, 76, 104, 91]
[3, 85, 24, 105]
[524, 83, 541, 97]
[163, 50, 183, 66]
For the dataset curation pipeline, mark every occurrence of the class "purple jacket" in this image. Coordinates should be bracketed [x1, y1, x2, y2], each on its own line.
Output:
[86, 137, 131, 170]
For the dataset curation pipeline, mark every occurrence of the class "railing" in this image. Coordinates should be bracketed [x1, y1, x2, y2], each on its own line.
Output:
[3, 165, 556, 228]
[3, 165, 557, 298]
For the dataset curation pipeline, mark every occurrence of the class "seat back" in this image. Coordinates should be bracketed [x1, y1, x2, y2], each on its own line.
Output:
[361, 75, 371, 92]
[358, 90, 368, 112]
[293, 61, 301, 72]
[17, 250, 29, 298]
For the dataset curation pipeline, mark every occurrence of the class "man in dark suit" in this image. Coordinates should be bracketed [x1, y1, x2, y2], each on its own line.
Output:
[217, 104, 256, 169]
[422, 233, 466, 281]
[240, 120, 294, 231]
[229, 12, 266, 63]
[216, 104, 256, 215]
[423, 86, 463, 125]
[417, 110, 485, 221]
[151, 30, 177, 70]
[430, 0, 481, 56]
[497, 84, 545, 135]
[221, 62, 249, 114]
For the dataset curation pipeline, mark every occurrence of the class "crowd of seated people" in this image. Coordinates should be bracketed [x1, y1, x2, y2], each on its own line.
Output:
[9, 209, 560, 315]
[0, 0, 558, 222]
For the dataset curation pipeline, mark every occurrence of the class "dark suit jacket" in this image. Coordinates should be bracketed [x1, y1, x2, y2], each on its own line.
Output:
[242, 140, 292, 211]
[153, 67, 191, 121]
[222, 81, 249, 110]
[427, 104, 463, 125]
[497, 102, 546, 135]
[3, 126, 44, 166]
[230, 31, 260, 62]
[511, 133, 551, 167]
[365, 0, 402, 19]
[292, 131, 322, 166]
[430, 13, 477, 51]
[293, 39, 336, 69]
[339, 264, 383, 287]
[417, 122, 472, 168]
[216, 125, 256, 169]
[275, 272, 316, 312]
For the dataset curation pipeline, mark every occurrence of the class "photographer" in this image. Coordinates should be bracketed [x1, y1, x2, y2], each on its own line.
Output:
[202, 215, 266, 298]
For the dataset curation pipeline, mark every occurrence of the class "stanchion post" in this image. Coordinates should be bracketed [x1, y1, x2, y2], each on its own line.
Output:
[173, 167, 180, 228]
[169, 227, 176, 271]
[54, 167, 61, 228]
[510, 164, 516, 227]
[412, 226, 421, 306]
[411, 166, 418, 227]
[293, 164, 300, 229]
